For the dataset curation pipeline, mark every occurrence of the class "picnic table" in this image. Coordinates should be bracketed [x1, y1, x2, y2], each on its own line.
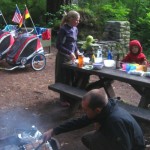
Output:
[66, 64, 150, 106]
[48, 62, 150, 121]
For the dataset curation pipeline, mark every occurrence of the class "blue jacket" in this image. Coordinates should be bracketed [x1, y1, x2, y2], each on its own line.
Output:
[53, 99, 145, 150]
[56, 24, 78, 55]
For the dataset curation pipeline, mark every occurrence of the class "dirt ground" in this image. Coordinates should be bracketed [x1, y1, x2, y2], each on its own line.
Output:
[0, 46, 149, 150]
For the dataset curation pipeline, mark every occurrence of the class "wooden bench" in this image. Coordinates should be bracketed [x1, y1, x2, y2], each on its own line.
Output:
[48, 83, 150, 122]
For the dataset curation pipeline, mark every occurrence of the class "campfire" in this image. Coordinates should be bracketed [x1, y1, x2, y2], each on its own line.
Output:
[0, 126, 59, 150]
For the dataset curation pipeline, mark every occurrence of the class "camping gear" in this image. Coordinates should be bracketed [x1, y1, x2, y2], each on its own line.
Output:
[3, 24, 19, 37]
[0, 30, 15, 60]
[6, 33, 46, 71]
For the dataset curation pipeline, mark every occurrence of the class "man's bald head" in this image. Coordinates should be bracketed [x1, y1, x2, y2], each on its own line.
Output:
[82, 89, 108, 110]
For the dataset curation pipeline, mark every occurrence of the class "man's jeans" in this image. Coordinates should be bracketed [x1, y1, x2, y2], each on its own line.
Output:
[81, 130, 111, 150]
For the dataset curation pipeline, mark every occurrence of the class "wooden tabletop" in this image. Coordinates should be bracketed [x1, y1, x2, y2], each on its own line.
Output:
[63, 64, 150, 88]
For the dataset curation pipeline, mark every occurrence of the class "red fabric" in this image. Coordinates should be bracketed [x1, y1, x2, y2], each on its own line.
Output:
[42, 29, 51, 40]
[122, 40, 147, 65]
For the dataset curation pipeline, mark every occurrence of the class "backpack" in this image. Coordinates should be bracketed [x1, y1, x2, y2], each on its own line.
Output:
[42, 29, 51, 40]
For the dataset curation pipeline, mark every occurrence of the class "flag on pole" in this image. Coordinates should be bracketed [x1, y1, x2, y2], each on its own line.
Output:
[12, 6, 22, 24]
[0, 10, 8, 25]
[24, 8, 30, 19]
[19, 8, 30, 27]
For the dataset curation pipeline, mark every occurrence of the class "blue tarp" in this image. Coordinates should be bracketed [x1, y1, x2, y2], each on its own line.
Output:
[35, 27, 47, 38]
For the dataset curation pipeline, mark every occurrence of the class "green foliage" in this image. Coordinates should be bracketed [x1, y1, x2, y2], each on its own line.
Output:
[0, 0, 46, 27]
[132, 11, 150, 60]
[101, 3, 129, 20]
[1, 0, 150, 54]
[45, 4, 80, 29]
[95, 2, 129, 31]
[0, 0, 18, 25]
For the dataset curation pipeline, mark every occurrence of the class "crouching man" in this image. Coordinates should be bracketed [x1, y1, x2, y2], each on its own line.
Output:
[43, 89, 145, 150]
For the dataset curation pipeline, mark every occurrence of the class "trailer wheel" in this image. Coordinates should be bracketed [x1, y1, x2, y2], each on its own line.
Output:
[31, 54, 46, 71]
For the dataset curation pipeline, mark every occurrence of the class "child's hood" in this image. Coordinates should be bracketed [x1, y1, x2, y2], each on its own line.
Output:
[129, 40, 142, 53]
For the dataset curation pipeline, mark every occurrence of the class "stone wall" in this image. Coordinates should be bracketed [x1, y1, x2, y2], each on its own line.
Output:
[99, 21, 130, 59]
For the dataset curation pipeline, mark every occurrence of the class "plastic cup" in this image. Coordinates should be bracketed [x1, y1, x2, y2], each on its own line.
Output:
[129, 65, 136, 71]
[126, 64, 131, 72]
[142, 65, 147, 72]
[136, 65, 143, 71]
[78, 55, 84, 68]
[122, 63, 127, 71]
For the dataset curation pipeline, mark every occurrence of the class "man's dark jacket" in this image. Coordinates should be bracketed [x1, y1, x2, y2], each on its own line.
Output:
[53, 99, 145, 150]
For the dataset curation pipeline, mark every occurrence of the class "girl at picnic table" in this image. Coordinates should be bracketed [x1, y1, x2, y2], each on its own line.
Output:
[122, 40, 148, 65]
[55, 10, 81, 106]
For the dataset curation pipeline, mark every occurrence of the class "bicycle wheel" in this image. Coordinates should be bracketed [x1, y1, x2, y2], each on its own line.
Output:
[31, 54, 46, 71]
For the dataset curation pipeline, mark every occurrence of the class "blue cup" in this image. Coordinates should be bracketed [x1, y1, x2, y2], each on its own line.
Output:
[126, 64, 131, 72]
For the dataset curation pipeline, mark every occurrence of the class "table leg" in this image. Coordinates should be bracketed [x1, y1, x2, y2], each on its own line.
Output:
[86, 77, 115, 98]
[73, 72, 90, 89]
[131, 84, 144, 95]
[138, 88, 150, 108]
[131, 84, 150, 108]
[86, 79, 105, 91]
[103, 80, 116, 98]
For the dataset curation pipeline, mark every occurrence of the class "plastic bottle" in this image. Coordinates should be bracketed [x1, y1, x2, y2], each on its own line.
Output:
[91, 54, 96, 63]
[96, 46, 102, 57]
[107, 50, 112, 60]
[96, 46, 103, 62]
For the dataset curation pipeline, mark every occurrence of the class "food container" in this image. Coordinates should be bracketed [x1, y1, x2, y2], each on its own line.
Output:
[83, 57, 90, 64]
[93, 63, 103, 70]
[103, 59, 115, 67]
[94, 57, 103, 63]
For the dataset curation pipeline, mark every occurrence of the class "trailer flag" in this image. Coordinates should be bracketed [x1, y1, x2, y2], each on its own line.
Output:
[19, 8, 30, 27]
[12, 6, 22, 24]
[24, 8, 30, 19]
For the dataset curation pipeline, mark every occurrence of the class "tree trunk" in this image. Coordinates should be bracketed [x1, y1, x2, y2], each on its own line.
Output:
[46, 0, 72, 14]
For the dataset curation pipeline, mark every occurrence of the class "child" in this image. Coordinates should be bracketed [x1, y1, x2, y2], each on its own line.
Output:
[55, 10, 80, 106]
[122, 40, 148, 65]
[55, 10, 80, 84]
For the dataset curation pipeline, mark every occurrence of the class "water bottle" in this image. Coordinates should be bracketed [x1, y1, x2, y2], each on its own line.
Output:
[107, 50, 112, 60]
[96, 46, 103, 63]
[96, 46, 102, 57]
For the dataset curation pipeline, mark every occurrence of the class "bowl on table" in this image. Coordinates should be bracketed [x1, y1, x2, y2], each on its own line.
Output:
[93, 63, 103, 70]
[83, 57, 90, 64]
[103, 59, 115, 67]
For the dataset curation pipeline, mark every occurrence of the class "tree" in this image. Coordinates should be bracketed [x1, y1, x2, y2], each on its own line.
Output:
[46, 0, 71, 14]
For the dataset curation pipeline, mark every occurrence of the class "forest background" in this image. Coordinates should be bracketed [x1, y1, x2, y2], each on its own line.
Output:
[0, 0, 150, 59]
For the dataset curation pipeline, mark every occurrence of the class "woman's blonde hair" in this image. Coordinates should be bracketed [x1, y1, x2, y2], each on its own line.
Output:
[60, 10, 80, 27]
